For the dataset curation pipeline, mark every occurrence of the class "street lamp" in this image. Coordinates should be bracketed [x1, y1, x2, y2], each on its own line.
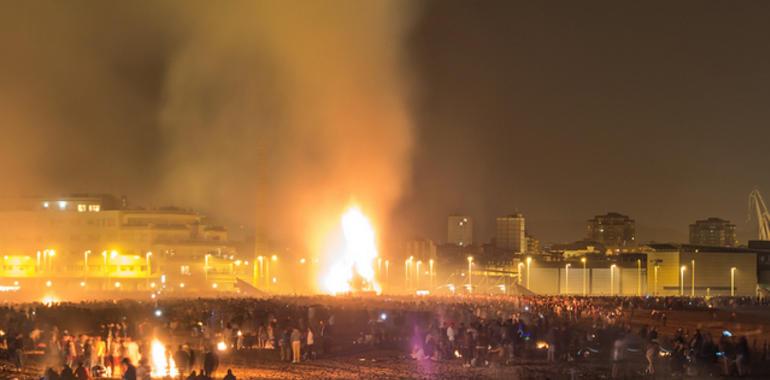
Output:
[467, 256, 474, 293]
[84, 250, 91, 275]
[429, 259, 435, 289]
[730, 267, 737, 297]
[204, 254, 211, 281]
[636, 259, 641, 296]
[385, 259, 390, 283]
[416, 260, 422, 288]
[102, 251, 108, 273]
[146, 252, 153, 275]
[691, 259, 695, 298]
[565, 263, 571, 294]
[581, 257, 587, 296]
[610, 264, 617, 296]
[680, 265, 686, 296]
[526, 257, 532, 289]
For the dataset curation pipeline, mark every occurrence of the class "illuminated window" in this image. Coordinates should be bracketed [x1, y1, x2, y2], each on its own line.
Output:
[88, 204, 100, 212]
[180, 265, 191, 275]
[77, 204, 87, 212]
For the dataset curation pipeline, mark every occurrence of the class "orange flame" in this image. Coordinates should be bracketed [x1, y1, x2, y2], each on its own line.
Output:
[322, 206, 381, 295]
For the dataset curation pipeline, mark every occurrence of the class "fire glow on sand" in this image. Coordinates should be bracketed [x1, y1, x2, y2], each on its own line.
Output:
[322, 206, 381, 295]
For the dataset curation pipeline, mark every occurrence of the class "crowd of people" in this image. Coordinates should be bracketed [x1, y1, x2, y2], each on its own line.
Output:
[0, 294, 767, 379]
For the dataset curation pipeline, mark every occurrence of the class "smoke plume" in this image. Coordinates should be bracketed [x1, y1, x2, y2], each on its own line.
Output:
[159, 1, 418, 250]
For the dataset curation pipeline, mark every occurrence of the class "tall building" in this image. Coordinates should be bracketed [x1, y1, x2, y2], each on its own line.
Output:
[526, 233, 540, 254]
[689, 217, 737, 247]
[587, 212, 635, 248]
[496, 214, 526, 253]
[447, 215, 473, 246]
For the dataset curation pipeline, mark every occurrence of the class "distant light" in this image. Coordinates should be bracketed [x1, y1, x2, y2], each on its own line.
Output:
[379, 312, 387, 321]
[42, 202, 49, 208]
[179, 283, 185, 288]
[271, 277, 277, 284]
[416, 290, 430, 296]
[58, 201, 67, 210]
[299, 258, 306, 264]
[151, 293, 157, 299]
[79, 281, 86, 287]
[110, 250, 118, 258]
[150, 282, 156, 288]
[237, 330, 243, 337]
[45, 280, 52, 287]
[216, 341, 227, 352]
[12, 281, 19, 286]
[161, 275, 166, 284]
[114, 281, 121, 288]
[212, 283, 218, 289]
[154, 309, 163, 317]
[271, 255, 278, 261]
[41, 296, 59, 306]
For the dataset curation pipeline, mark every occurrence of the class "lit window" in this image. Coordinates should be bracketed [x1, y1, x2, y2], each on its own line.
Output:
[180, 265, 191, 275]
[77, 204, 87, 212]
[88, 204, 100, 212]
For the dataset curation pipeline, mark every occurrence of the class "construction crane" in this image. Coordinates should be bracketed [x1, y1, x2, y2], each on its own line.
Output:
[748, 189, 770, 240]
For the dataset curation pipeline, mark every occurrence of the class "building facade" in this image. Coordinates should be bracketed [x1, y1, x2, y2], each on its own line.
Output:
[447, 215, 473, 246]
[587, 212, 636, 248]
[689, 217, 737, 247]
[496, 214, 526, 253]
[0, 195, 244, 296]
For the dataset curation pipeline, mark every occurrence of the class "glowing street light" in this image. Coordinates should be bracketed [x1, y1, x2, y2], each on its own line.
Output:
[691, 259, 695, 298]
[730, 267, 737, 297]
[467, 256, 474, 293]
[581, 257, 587, 296]
[385, 259, 390, 284]
[146, 252, 153, 275]
[564, 263, 571, 294]
[429, 259, 435, 289]
[680, 265, 686, 296]
[526, 257, 532, 289]
[84, 250, 91, 275]
[636, 259, 642, 296]
[102, 251, 108, 272]
[610, 264, 617, 296]
[416, 260, 423, 288]
[204, 254, 211, 281]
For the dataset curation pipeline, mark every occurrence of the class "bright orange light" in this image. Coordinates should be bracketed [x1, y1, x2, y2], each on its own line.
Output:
[322, 206, 381, 295]
[151, 339, 178, 377]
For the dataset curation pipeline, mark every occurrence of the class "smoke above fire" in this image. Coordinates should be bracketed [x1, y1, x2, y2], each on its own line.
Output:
[159, 1, 419, 248]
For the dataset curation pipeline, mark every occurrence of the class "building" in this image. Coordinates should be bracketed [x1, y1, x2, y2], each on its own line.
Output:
[447, 215, 473, 246]
[496, 214, 526, 253]
[645, 244, 757, 296]
[587, 212, 635, 248]
[526, 233, 540, 254]
[689, 217, 737, 247]
[0, 195, 243, 295]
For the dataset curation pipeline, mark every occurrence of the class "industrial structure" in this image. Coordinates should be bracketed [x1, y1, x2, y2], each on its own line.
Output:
[749, 189, 770, 241]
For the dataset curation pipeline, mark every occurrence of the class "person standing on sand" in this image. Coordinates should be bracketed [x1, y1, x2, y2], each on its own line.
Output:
[291, 328, 302, 363]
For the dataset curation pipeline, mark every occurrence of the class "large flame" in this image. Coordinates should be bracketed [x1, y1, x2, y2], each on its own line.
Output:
[322, 206, 381, 295]
[150, 339, 178, 378]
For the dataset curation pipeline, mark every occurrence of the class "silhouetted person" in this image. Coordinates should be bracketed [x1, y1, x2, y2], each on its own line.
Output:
[223, 369, 236, 380]
[203, 348, 218, 377]
[121, 358, 136, 380]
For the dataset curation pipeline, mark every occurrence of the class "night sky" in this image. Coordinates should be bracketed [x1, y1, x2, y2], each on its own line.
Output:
[2, 1, 770, 247]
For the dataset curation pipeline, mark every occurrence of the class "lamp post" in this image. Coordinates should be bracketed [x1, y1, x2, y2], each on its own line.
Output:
[680, 265, 686, 296]
[205, 254, 211, 281]
[429, 259, 435, 289]
[146, 252, 152, 275]
[416, 260, 422, 289]
[385, 259, 390, 283]
[84, 250, 91, 275]
[405, 256, 413, 289]
[691, 259, 695, 298]
[526, 257, 532, 289]
[730, 267, 737, 297]
[610, 264, 617, 296]
[467, 256, 474, 293]
[581, 257, 587, 296]
[565, 263, 571, 295]
[636, 259, 641, 296]
[102, 251, 108, 274]
[517, 262, 524, 285]
[653, 261, 660, 296]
